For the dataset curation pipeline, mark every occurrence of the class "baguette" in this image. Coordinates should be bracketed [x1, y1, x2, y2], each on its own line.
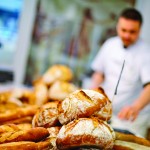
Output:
[0, 141, 52, 150]
[0, 105, 38, 122]
[0, 127, 49, 144]
[114, 140, 150, 150]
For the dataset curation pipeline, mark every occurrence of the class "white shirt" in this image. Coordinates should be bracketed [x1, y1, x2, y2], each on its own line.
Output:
[91, 36, 150, 115]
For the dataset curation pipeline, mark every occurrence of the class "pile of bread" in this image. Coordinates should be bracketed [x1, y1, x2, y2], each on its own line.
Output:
[0, 64, 150, 150]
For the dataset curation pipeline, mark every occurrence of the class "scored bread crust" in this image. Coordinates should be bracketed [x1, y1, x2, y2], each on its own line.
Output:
[56, 118, 115, 150]
[58, 88, 112, 125]
[0, 141, 52, 150]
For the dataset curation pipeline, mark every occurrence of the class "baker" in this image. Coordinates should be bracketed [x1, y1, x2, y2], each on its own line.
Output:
[91, 8, 150, 137]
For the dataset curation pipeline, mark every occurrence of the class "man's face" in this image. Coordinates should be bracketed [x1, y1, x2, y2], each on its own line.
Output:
[117, 17, 141, 47]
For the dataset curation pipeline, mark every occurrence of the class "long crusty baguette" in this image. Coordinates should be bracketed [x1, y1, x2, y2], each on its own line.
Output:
[113, 132, 150, 150]
[0, 127, 49, 144]
[0, 105, 38, 122]
[114, 140, 150, 150]
[0, 141, 52, 150]
[0, 116, 33, 125]
[115, 132, 150, 147]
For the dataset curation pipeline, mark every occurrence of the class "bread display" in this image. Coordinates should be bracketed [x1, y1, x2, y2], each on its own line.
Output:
[42, 64, 73, 86]
[58, 88, 112, 125]
[56, 118, 115, 150]
[32, 101, 60, 128]
[1, 64, 150, 149]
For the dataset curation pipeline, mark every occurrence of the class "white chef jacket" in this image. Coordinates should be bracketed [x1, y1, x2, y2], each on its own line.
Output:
[91, 36, 150, 136]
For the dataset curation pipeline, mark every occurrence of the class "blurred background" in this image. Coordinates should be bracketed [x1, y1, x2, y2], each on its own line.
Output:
[0, 0, 150, 89]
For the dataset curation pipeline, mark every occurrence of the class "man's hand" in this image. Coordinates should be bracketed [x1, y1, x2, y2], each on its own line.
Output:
[118, 85, 150, 121]
[118, 105, 140, 121]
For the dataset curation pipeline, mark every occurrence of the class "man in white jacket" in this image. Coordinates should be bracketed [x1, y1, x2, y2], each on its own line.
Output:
[91, 8, 150, 137]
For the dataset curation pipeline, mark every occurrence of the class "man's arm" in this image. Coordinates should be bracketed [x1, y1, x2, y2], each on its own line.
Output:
[91, 72, 104, 89]
[118, 84, 150, 121]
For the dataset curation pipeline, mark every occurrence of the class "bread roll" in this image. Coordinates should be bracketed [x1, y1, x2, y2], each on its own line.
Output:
[49, 81, 78, 101]
[56, 118, 115, 150]
[32, 101, 60, 128]
[42, 64, 73, 86]
[58, 88, 112, 125]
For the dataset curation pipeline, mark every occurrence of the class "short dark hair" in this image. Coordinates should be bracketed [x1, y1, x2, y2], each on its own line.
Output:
[120, 8, 143, 25]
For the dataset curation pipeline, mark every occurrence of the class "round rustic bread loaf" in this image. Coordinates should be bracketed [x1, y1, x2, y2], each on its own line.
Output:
[42, 64, 73, 86]
[56, 118, 115, 150]
[58, 88, 112, 125]
[49, 81, 78, 101]
[32, 101, 60, 128]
